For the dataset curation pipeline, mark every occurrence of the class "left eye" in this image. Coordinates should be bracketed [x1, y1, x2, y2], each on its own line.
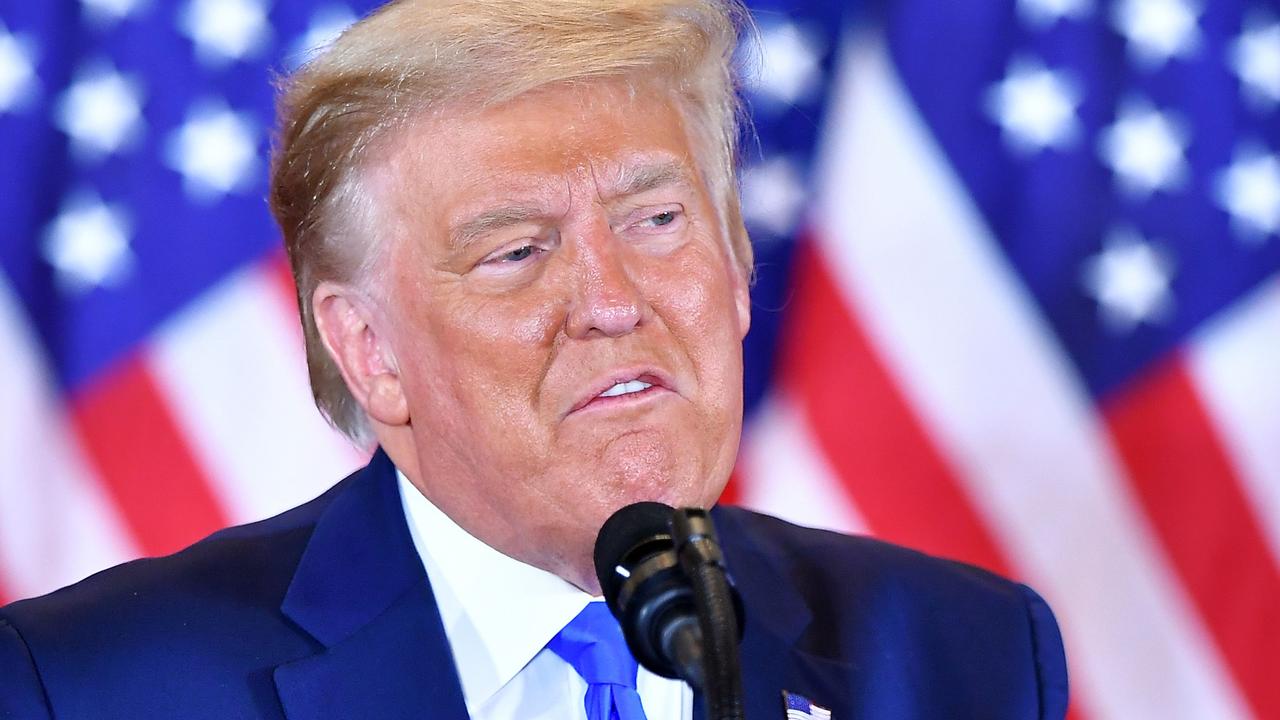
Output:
[497, 245, 538, 263]
[647, 211, 677, 227]
[632, 208, 686, 232]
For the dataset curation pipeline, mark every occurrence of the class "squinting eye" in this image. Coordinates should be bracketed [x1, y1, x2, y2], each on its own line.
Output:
[500, 245, 537, 262]
[649, 211, 677, 227]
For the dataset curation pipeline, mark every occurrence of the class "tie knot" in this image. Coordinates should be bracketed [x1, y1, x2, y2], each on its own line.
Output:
[549, 602, 639, 689]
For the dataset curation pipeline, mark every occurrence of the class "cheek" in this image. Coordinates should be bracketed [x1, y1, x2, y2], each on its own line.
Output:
[446, 289, 563, 346]
[653, 247, 744, 352]
[424, 290, 563, 421]
[641, 248, 746, 430]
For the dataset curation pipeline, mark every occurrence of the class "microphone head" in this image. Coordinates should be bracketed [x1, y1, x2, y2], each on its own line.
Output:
[594, 501, 744, 684]
[593, 501, 675, 612]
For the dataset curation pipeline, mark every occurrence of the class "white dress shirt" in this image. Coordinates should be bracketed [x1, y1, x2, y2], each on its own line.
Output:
[398, 472, 694, 719]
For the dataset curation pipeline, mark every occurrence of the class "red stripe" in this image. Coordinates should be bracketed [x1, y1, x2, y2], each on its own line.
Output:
[779, 240, 1089, 720]
[69, 354, 230, 558]
[719, 468, 743, 506]
[777, 240, 1011, 576]
[1104, 354, 1280, 720]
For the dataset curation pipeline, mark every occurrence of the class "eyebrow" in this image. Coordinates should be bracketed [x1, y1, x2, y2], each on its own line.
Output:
[450, 204, 547, 253]
[448, 160, 694, 252]
[607, 160, 693, 199]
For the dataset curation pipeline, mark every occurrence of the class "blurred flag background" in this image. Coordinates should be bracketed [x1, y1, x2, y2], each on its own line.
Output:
[1, 0, 1277, 718]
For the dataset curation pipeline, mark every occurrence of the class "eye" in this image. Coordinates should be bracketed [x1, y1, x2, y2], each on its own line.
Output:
[647, 210, 677, 227]
[501, 245, 538, 262]
[631, 207, 684, 233]
[483, 244, 543, 265]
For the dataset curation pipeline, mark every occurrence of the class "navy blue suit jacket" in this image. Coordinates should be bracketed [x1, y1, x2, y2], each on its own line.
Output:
[0, 450, 1068, 719]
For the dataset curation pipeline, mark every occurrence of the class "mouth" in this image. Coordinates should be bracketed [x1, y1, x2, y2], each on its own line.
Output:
[597, 379, 654, 398]
[568, 370, 675, 416]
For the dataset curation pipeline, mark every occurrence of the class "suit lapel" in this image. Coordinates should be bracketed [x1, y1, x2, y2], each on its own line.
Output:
[731, 624, 851, 720]
[273, 450, 469, 720]
[269, 466, 852, 720]
[712, 507, 853, 720]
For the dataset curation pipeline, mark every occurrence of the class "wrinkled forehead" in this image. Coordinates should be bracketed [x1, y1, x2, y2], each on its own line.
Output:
[360, 77, 715, 232]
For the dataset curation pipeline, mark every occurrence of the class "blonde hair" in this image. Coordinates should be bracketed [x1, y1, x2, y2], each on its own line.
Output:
[270, 0, 752, 445]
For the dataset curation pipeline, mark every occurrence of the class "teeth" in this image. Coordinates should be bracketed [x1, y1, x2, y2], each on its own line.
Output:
[598, 380, 653, 398]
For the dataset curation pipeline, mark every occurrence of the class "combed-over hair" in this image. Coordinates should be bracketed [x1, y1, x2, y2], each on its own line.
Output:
[269, 0, 752, 445]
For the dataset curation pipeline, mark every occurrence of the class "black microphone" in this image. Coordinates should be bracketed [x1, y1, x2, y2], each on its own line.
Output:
[594, 501, 705, 685]
[594, 502, 746, 720]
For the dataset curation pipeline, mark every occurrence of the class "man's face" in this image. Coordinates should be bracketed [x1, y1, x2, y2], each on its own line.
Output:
[365, 79, 750, 588]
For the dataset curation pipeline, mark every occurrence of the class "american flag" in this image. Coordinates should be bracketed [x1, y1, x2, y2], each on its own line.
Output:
[0, 1, 1276, 719]
[783, 690, 833, 720]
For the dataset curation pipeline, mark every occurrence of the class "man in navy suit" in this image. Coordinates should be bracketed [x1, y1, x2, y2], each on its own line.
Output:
[1, 0, 1068, 718]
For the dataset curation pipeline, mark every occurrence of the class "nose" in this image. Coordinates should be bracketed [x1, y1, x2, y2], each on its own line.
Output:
[564, 224, 647, 339]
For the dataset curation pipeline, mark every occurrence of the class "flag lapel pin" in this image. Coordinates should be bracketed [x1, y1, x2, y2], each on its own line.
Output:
[782, 690, 832, 719]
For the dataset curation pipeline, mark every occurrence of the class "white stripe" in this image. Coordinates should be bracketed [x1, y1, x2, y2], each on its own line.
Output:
[808, 35, 1253, 720]
[1187, 277, 1280, 565]
[785, 710, 830, 720]
[740, 395, 868, 535]
[148, 261, 366, 525]
[0, 277, 138, 601]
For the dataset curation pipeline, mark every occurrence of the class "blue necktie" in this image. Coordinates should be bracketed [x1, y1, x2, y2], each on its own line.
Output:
[548, 602, 649, 720]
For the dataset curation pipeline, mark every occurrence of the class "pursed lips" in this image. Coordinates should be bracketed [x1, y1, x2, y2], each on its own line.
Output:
[567, 370, 674, 416]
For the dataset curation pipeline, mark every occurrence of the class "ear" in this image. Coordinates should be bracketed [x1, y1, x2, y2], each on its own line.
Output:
[733, 265, 751, 339]
[729, 225, 752, 339]
[312, 281, 410, 427]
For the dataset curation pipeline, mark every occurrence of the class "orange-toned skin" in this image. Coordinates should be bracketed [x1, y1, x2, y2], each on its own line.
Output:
[313, 79, 751, 593]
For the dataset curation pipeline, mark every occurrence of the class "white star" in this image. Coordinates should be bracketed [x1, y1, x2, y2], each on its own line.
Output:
[1215, 147, 1280, 242]
[741, 155, 807, 238]
[985, 57, 1082, 154]
[80, 0, 148, 26]
[0, 23, 39, 114]
[1098, 99, 1189, 196]
[1111, 0, 1202, 68]
[1018, 0, 1093, 27]
[165, 99, 260, 201]
[1082, 228, 1175, 333]
[286, 4, 357, 68]
[54, 61, 145, 160]
[743, 22, 823, 107]
[178, 0, 271, 66]
[1229, 16, 1280, 107]
[43, 192, 134, 294]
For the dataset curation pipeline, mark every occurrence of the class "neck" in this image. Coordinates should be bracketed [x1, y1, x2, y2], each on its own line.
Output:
[380, 431, 604, 597]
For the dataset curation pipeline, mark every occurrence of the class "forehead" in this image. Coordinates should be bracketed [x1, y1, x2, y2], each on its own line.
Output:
[371, 79, 706, 226]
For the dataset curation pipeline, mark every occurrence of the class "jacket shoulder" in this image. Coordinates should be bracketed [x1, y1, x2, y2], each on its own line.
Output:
[721, 504, 1018, 589]
[4, 477, 343, 621]
[718, 505, 1023, 600]
[717, 506, 1069, 718]
[0, 474, 354, 682]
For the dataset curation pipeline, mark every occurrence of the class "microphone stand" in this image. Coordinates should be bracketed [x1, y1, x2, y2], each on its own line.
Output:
[671, 509, 744, 720]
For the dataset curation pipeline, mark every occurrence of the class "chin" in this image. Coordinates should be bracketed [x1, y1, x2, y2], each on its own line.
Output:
[604, 471, 720, 516]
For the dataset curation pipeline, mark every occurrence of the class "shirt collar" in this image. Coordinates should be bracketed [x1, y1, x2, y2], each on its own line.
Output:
[397, 471, 593, 712]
